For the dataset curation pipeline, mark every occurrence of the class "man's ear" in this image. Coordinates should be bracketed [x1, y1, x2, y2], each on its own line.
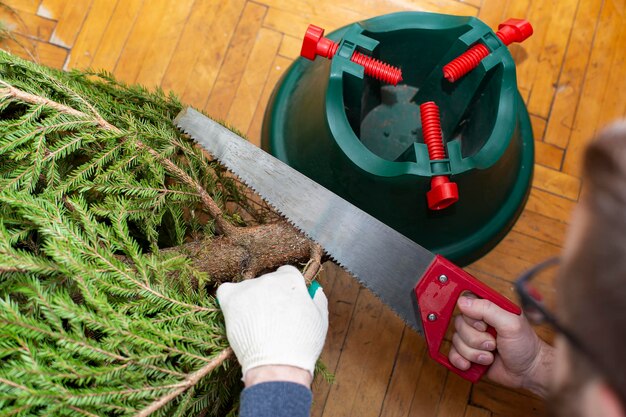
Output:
[585, 381, 625, 417]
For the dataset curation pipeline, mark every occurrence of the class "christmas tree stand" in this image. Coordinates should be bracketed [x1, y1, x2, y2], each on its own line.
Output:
[261, 12, 534, 266]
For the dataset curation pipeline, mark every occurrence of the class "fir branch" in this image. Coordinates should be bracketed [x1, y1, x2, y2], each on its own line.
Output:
[0, 376, 33, 394]
[69, 405, 101, 417]
[134, 140, 237, 236]
[0, 80, 236, 235]
[0, 312, 128, 363]
[0, 53, 325, 416]
[135, 348, 233, 417]
[0, 80, 89, 121]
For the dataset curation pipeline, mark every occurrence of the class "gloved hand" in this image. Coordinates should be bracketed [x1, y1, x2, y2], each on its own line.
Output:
[216, 265, 328, 378]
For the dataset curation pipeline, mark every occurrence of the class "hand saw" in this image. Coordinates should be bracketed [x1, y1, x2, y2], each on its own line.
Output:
[174, 107, 521, 382]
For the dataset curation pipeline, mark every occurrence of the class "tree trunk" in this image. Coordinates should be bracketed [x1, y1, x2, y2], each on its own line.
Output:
[167, 220, 315, 281]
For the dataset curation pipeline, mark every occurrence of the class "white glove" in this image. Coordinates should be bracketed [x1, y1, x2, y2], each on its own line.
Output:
[216, 265, 328, 378]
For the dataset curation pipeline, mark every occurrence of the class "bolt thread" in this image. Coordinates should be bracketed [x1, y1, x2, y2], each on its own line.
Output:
[420, 102, 445, 160]
[351, 52, 402, 85]
[442, 43, 490, 82]
[496, 31, 509, 44]
[325, 41, 339, 58]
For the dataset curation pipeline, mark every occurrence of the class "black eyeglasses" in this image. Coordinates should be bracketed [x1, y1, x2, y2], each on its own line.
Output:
[513, 257, 589, 352]
[514, 257, 624, 396]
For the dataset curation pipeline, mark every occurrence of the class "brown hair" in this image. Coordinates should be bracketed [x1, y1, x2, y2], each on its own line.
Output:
[559, 121, 626, 404]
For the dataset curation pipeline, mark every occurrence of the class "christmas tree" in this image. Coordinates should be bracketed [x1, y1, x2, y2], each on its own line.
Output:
[0, 51, 323, 416]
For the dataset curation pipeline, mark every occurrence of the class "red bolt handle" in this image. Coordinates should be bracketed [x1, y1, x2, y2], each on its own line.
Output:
[301, 24, 338, 60]
[420, 102, 458, 210]
[300, 24, 402, 85]
[443, 18, 533, 83]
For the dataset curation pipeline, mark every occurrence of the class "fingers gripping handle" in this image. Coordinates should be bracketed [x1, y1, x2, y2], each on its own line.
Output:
[414, 255, 521, 382]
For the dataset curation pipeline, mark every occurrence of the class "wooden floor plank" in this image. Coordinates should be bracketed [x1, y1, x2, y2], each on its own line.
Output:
[502, 0, 531, 19]
[562, 0, 623, 176]
[477, 0, 509, 28]
[534, 140, 564, 171]
[525, 0, 579, 119]
[178, 0, 245, 109]
[262, 7, 359, 40]
[543, 0, 603, 149]
[312, 265, 360, 417]
[512, 209, 568, 247]
[508, 0, 549, 94]
[1, 34, 67, 69]
[226, 27, 282, 134]
[470, 230, 562, 285]
[328, 0, 478, 17]
[322, 288, 405, 417]
[532, 164, 580, 201]
[378, 329, 427, 417]
[204, 1, 267, 120]
[472, 381, 547, 417]
[435, 374, 473, 417]
[90, 0, 144, 73]
[594, 22, 626, 132]
[459, 0, 482, 9]
[36, 0, 66, 20]
[256, 0, 478, 18]
[529, 114, 546, 141]
[49, 0, 93, 48]
[254, 0, 368, 27]
[3, 0, 40, 14]
[247, 54, 291, 146]
[524, 187, 576, 224]
[66, 0, 119, 70]
[464, 405, 492, 417]
[0, 8, 56, 41]
[407, 344, 449, 417]
[113, 0, 167, 83]
[160, 0, 223, 96]
[133, 0, 195, 88]
[278, 34, 301, 60]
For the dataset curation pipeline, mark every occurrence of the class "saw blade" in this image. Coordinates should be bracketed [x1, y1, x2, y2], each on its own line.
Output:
[175, 107, 435, 332]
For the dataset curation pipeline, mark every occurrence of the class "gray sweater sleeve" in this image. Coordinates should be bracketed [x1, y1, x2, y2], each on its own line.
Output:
[239, 382, 312, 417]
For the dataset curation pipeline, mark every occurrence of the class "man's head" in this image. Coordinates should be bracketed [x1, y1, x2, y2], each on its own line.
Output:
[553, 121, 626, 417]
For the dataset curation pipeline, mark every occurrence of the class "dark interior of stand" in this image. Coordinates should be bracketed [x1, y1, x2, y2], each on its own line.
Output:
[342, 27, 504, 163]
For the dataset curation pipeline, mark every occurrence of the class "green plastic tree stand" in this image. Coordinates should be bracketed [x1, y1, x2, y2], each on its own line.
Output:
[261, 12, 534, 266]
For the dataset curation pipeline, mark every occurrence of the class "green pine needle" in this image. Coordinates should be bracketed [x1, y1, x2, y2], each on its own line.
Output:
[0, 50, 254, 416]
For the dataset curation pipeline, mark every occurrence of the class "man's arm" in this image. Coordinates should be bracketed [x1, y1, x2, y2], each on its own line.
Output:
[240, 366, 313, 417]
[217, 266, 328, 416]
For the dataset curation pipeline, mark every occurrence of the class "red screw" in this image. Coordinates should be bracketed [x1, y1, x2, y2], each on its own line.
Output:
[420, 101, 459, 210]
[300, 24, 403, 86]
[443, 18, 533, 83]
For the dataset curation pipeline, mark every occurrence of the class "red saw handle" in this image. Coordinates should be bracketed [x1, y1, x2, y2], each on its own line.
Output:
[414, 255, 521, 383]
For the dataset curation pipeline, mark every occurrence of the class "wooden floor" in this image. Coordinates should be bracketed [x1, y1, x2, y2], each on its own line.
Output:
[5, 0, 626, 416]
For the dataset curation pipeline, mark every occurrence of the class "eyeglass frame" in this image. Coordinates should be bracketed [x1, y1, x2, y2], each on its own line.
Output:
[513, 256, 624, 397]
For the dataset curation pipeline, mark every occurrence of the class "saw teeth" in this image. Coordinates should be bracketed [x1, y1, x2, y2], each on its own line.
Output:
[174, 108, 425, 332]
[183, 130, 362, 280]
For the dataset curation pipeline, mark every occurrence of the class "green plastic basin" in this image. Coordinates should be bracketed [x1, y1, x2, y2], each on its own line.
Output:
[261, 12, 534, 266]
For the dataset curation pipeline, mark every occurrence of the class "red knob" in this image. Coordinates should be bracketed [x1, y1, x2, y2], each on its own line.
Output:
[443, 18, 533, 83]
[427, 176, 459, 211]
[300, 24, 338, 60]
[496, 18, 534, 45]
[300, 24, 402, 85]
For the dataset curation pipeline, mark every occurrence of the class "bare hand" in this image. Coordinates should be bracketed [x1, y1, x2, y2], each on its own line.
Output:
[449, 295, 554, 396]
